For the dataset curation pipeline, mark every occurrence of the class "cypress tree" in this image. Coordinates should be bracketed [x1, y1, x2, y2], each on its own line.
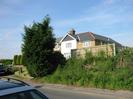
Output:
[22, 16, 56, 77]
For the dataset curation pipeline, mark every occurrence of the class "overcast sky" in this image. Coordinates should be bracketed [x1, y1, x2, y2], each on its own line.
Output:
[0, 0, 133, 59]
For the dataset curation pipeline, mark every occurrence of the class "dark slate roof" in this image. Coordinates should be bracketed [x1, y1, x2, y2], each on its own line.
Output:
[56, 31, 122, 46]
[92, 33, 122, 46]
[63, 35, 74, 41]
[77, 32, 94, 41]
[76, 32, 111, 42]
[92, 33, 110, 41]
[0, 80, 23, 90]
[69, 34, 79, 40]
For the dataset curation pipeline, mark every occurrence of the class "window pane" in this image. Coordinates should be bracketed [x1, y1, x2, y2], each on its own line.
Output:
[66, 43, 72, 48]
[83, 41, 90, 47]
[0, 90, 48, 99]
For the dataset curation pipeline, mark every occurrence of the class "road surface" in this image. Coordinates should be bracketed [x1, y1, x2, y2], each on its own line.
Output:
[39, 87, 123, 99]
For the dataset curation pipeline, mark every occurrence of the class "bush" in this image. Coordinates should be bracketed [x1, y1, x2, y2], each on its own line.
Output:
[47, 52, 66, 74]
[0, 59, 13, 65]
[84, 51, 94, 65]
[5, 66, 16, 75]
[116, 48, 133, 67]
[38, 49, 133, 90]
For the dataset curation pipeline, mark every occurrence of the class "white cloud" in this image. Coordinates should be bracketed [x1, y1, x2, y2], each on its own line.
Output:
[0, 27, 23, 59]
[54, 0, 133, 28]
[0, 0, 24, 6]
[0, 0, 26, 17]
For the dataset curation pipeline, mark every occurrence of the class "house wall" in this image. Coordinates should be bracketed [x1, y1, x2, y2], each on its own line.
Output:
[61, 40, 77, 59]
[90, 40, 95, 47]
[77, 42, 82, 49]
[77, 40, 95, 49]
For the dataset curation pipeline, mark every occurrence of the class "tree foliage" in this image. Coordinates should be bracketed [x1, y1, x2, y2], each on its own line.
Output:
[0, 59, 13, 65]
[13, 55, 23, 65]
[13, 55, 18, 65]
[20, 55, 23, 65]
[16, 55, 21, 65]
[22, 16, 65, 77]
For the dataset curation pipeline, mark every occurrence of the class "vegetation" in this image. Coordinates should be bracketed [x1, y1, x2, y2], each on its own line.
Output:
[16, 15, 132, 90]
[13, 55, 23, 65]
[39, 48, 133, 90]
[13, 55, 17, 65]
[0, 59, 12, 65]
[22, 16, 65, 77]
[0, 59, 16, 75]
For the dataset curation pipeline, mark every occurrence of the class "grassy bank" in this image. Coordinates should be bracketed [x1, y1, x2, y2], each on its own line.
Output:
[37, 49, 133, 91]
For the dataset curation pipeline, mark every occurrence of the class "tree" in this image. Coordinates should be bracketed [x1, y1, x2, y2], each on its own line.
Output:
[0, 59, 13, 65]
[20, 55, 23, 65]
[22, 16, 57, 77]
[17, 55, 21, 65]
[13, 55, 18, 65]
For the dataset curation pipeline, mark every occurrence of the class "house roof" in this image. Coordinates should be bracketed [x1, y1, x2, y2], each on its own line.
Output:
[77, 32, 95, 41]
[56, 31, 122, 46]
[92, 33, 122, 46]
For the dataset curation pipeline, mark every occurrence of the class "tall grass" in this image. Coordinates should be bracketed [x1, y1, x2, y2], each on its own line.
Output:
[41, 48, 133, 90]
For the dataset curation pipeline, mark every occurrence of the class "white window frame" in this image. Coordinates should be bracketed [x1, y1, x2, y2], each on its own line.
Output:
[83, 41, 90, 47]
[66, 43, 72, 48]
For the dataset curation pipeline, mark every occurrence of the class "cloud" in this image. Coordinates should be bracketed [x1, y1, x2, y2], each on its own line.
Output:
[0, 18, 34, 59]
[0, 0, 26, 17]
[103, 0, 115, 4]
[0, 26, 23, 59]
[54, 0, 133, 28]
[0, 0, 24, 6]
[0, 6, 10, 16]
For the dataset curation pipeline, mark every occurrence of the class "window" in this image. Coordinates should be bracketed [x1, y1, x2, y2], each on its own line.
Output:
[0, 90, 48, 99]
[66, 43, 72, 48]
[83, 41, 90, 47]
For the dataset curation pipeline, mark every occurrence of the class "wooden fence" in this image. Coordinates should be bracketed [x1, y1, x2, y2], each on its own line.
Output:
[71, 44, 116, 58]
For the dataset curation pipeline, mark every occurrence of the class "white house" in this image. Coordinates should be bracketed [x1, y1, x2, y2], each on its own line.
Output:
[54, 29, 122, 59]
[59, 29, 78, 59]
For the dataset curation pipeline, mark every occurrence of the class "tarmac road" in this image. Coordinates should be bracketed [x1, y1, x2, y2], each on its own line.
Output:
[39, 87, 123, 99]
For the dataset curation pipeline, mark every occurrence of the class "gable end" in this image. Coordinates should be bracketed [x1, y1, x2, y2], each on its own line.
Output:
[62, 35, 75, 42]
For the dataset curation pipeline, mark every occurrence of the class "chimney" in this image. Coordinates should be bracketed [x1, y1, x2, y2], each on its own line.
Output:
[68, 28, 76, 35]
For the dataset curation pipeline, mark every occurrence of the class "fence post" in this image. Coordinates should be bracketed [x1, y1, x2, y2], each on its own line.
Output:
[113, 43, 116, 56]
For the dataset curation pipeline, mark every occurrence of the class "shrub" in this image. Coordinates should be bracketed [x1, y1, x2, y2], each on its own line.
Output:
[116, 48, 133, 67]
[40, 48, 133, 90]
[13, 55, 18, 65]
[84, 51, 94, 65]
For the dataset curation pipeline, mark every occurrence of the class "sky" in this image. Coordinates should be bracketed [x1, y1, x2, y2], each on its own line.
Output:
[0, 0, 133, 59]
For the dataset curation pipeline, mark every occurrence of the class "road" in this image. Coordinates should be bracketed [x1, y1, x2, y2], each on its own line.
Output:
[7, 76, 131, 99]
[39, 87, 123, 99]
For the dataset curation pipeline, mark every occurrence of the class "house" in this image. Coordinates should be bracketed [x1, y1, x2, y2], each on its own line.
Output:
[54, 29, 122, 59]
